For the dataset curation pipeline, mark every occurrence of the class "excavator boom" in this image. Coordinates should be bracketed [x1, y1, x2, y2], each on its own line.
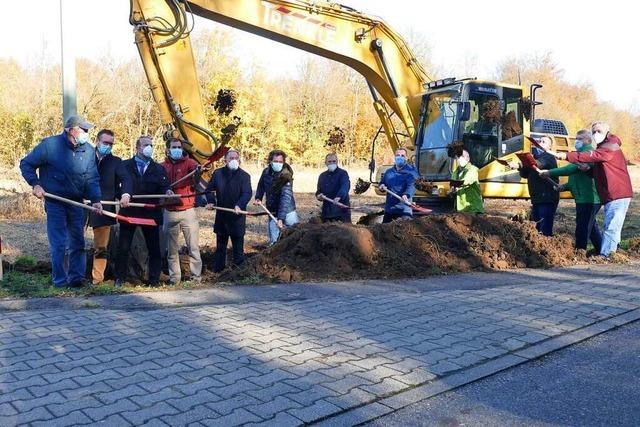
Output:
[130, 0, 431, 159]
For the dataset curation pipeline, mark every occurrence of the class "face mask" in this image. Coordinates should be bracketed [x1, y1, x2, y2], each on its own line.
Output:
[227, 159, 239, 170]
[97, 143, 112, 156]
[395, 156, 406, 167]
[271, 161, 283, 173]
[75, 132, 89, 145]
[458, 157, 469, 167]
[593, 131, 606, 144]
[169, 148, 183, 160]
[142, 145, 153, 158]
[574, 140, 584, 151]
[327, 163, 337, 172]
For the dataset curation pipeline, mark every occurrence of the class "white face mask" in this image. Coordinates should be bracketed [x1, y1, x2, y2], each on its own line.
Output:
[227, 159, 239, 170]
[593, 131, 606, 144]
[327, 163, 337, 172]
[142, 145, 153, 158]
[458, 157, 469, 167]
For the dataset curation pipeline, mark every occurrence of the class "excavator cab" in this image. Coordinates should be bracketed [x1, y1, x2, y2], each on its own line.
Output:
[415, 79, 529, 199]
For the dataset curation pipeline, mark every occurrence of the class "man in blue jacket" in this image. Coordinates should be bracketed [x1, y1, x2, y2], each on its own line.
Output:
[20, 115, 102, 288]
[315, 153, 351, 223]
[379, 148, 418, 223]
[205, 149, 252, 272]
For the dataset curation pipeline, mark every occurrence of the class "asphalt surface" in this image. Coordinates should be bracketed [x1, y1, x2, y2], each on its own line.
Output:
[366, 320, 640, 427]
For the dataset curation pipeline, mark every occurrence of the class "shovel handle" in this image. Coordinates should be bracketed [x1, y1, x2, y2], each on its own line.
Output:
[382, 187, 431, 214]
[257, 201, 283, 229]
[208, 205, 249, 215]
[45, 193, 117, 219]
[319, 194, 350, 210]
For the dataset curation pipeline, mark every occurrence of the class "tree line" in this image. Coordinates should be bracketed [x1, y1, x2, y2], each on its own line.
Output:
[0, 29, 638, 170]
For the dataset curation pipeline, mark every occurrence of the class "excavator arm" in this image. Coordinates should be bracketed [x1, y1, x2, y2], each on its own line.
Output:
[129, 0, 432, 162]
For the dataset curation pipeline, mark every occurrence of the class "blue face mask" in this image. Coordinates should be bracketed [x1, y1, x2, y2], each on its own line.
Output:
[271, 161, 284, 173]
[75, 132, 90, 145]
[532, 147, 544, 157]
[395, 156, 407, 167]
[97, 143, 112, 156]
[169, 147, 183, 160]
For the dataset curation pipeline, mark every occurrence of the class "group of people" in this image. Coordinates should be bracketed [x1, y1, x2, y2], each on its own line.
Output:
[448, 121, 633, 258]
[19, 116, 633, 288]
[19, 116, 360, 288]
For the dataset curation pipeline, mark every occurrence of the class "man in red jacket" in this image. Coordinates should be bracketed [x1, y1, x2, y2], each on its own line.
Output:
[554, 122, 633, 257]
[161, 138, 202, 284]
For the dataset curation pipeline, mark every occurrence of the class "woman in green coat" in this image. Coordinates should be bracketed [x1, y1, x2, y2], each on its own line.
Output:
[539, 130, 602, 252]
[449, 149, 484, 213]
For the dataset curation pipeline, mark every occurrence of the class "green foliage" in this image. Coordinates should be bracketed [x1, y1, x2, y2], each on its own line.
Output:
[13, 255, 36, 268]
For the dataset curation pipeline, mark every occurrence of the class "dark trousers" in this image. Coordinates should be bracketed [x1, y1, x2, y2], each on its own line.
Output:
[575, 203, 603, 252]
[214, 233, 245, 273]
[117, 224, 161, 283]
[382, 213, 411, 224]
[531, 202, 558, 236]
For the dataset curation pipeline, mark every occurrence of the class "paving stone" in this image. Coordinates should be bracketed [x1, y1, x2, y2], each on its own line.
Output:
[287, 399, 343, 423]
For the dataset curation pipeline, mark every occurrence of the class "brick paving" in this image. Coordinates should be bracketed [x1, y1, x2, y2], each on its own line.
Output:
[1, 265, 639, 426]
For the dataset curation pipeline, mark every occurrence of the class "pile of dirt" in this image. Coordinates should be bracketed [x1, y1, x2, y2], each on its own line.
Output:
[225, 214, 582, 282]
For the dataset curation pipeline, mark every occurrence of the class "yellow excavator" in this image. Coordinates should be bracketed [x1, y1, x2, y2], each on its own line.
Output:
[129, 0, 572, 202]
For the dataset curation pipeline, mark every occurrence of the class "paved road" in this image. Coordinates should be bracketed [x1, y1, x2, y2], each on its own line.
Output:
[367, 319, 640, 427]
[0, 264, 639, 426]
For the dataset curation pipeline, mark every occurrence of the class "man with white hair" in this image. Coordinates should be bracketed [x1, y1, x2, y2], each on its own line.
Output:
[553, 122, 633, 257]
[205, 149, 252, 272]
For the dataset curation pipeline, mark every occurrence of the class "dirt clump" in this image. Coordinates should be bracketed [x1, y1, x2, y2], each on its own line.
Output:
[225, 214, 582, 283]
[213, 89, 238, 116]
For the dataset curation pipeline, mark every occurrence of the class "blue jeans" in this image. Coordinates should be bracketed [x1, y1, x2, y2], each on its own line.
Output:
[45, 200, 86, 287]
[601, 198, 631, 256]
[268, 211, 299, 245]
[575, 203, 602, 252]
[531, 202, 558, 237]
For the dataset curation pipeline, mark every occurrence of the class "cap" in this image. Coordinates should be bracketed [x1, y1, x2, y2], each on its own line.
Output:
[64, 115, 94, 131]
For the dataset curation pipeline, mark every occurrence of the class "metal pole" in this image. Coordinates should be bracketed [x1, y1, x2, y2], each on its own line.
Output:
[60, 0, 77, 124]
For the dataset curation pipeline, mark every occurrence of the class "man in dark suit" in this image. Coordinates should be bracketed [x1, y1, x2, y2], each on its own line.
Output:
[89, 129, 122, 284]
[205, 149, 252, 273]
[117, 136, 172, 286]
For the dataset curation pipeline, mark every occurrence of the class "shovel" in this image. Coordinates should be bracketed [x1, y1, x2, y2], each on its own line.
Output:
[380, 187, 432, 214]
[45, 193, 157, 226]
[256, 201, 284, 230]
[131, 190, 213, 199]
[170, 145, 230, 188]
[208, 205, 268, 216]
[86, 199, 181, 209]
[318, 194, 378, 214]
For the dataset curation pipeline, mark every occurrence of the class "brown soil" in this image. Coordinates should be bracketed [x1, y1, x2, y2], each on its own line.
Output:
[224, 214, 583, 283]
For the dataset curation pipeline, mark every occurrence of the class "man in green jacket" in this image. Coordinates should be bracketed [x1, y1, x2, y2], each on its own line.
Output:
[540, 129, 602, 252]
[448, 149, 484, 213]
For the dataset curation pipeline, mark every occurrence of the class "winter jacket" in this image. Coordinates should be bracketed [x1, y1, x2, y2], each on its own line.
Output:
[255, 164, 297, 220]
[205, 166, 252, 236]
[452, 162, 484, 213]
[20, 131, 101, 203]
[161, 154, 199, 211]
[519, 150, 559, 205]
[89, 152, 122, 228]
[549, 144, 600, 205]
[380, 164, 418, 215]
[316, 167, 351, 221]
[566, 134, 633, 204]
[118, 156, 170, 225]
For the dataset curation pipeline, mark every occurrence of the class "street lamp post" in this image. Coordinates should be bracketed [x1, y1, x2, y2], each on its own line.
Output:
[60, 0, 77, 124]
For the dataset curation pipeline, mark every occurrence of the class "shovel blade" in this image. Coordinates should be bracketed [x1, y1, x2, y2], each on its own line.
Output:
[116, 215, 157, 226]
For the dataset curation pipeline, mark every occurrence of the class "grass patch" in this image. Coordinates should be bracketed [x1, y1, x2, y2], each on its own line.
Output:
[0, 270, 219, 299]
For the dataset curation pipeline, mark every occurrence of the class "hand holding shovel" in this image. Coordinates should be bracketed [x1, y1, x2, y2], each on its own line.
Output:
[45, 193, 156, 226]
[256, 200, 284, 230]
[378, 185, 432, 214]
